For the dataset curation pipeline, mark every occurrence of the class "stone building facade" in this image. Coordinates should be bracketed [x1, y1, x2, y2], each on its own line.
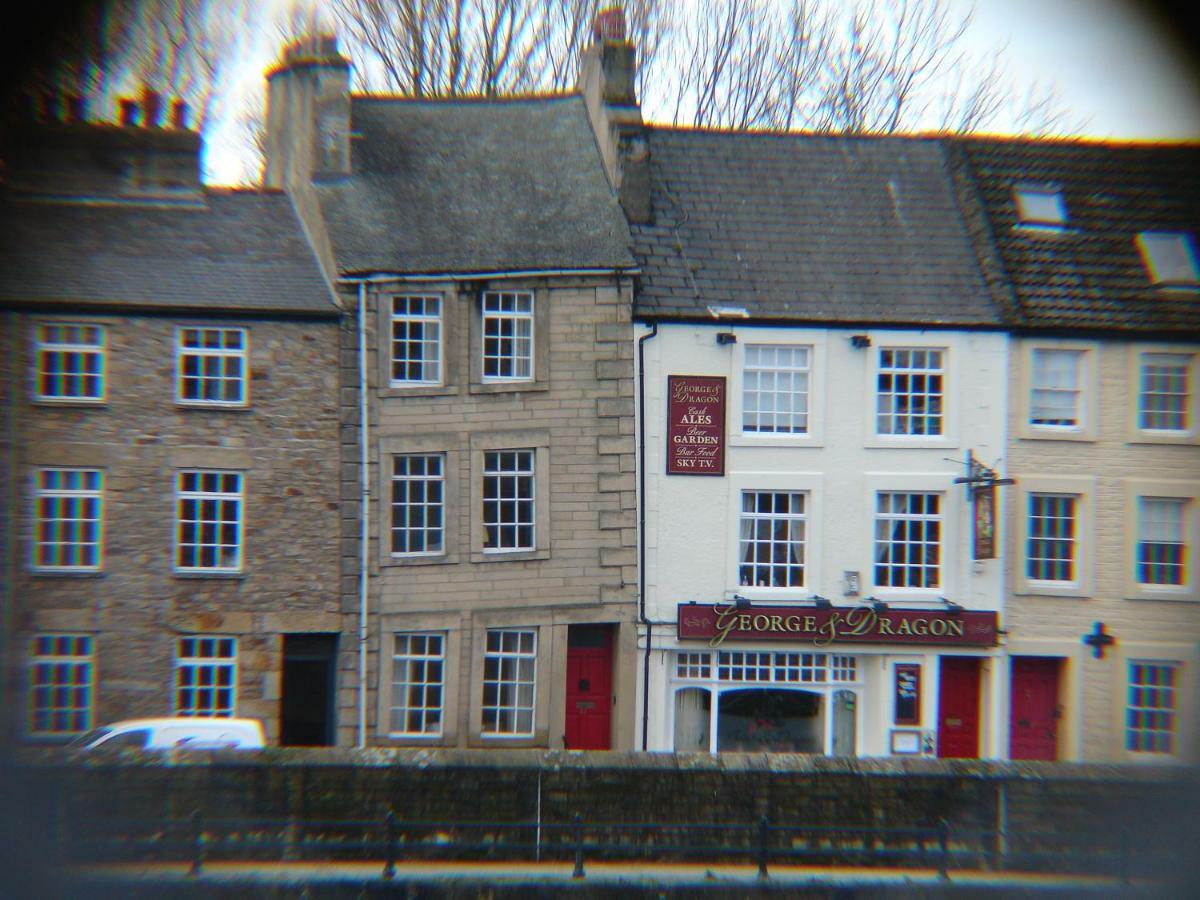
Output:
[264, 39, 640, 749]
[949, 139, 1200, 764]
[0, 115, 345, 747]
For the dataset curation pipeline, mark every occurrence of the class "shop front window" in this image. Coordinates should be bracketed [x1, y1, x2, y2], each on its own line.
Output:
[717, 689, 823, 752]
[671, 650, 860, 755]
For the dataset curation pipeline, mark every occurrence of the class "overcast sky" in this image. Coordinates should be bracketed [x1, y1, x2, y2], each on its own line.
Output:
[207, 0, 1200, 184]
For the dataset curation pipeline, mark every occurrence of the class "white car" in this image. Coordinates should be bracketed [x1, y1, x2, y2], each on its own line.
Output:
[67, 717, 266, 751]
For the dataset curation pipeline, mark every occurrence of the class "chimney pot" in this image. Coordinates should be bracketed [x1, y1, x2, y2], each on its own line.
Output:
[141, 88, 162, 127]
[39, 90, 57, 123]
[593, 7, 627, 43]
[64, 94, 85, 124]
[170, 99, 189, 130]
[119, 98, 140, 127]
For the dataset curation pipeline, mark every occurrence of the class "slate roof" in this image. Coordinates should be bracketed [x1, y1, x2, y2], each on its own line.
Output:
[946, 137, 1200, 334]
[315, 95, 636, 276]
[0, 190, 337, 315]
[629, 129, 1000, 326]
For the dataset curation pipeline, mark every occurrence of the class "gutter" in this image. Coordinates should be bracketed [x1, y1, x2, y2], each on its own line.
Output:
[340, 267, 639, 283]
[636, 322, 658, 751]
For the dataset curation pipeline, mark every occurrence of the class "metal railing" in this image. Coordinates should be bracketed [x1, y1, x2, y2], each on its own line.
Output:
[62, 810, 1156, 882]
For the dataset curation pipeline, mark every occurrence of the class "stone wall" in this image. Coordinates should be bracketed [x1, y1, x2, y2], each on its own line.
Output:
[13, 751, 1197, 875]
[5, 311, 344, 744]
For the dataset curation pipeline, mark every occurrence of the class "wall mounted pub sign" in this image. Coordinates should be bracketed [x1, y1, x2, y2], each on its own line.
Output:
[678, 601, 999, 648]
[667, 375, 725, 475]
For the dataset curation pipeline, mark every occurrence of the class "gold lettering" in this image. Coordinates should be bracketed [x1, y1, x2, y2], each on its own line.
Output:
[769, 615, 785, 633]
[877, 618, 894, 636]
[739, 614, 753, 631]
[785, 616, 803, 632]
[897, 619, 914, 636]
[752, 614, 771, 631]
[803, 616, 817, 632]
[711, 602, 740, 648]
[947, 619, 965, 638]
[843, 606, 877, 636]
[912, 619, 929, 636]
[930, 619, 948, 637]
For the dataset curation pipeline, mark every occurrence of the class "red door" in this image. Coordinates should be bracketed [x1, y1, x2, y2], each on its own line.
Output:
[565, 625, 613, 749]
[937, 656, 981, 759]
[1009, 657, 1060, 761]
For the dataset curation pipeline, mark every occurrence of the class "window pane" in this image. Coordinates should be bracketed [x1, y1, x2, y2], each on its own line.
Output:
[177, 328, 247, 405]
[874, 492, 941, 588]
[482, 449, 535, 551]
[481, 629, 536, 736]
[876, 348, 944, 436]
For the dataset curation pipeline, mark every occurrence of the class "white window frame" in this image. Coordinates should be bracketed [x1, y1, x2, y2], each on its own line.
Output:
[1129, 348, 1199, 444]
[481, 449, 536, 553]
[176, 326, 248, 407]
[1013, 185, 1067, 228]
[388, 632, 446, 737]
[874, 347, 946, 438]
[737, 490, 807, 591]
[1135, 232, 1200, 287]
[390, 453, 446, 557]
[1020, 342, 1098, 441]
[32, 467, 103, 572]
[873, 491, 942, 593]
[1014, 475, 1095, 598]
[174, 636, 237, 718]
[28, 634, 94, 737]
[389, 294, 443, 386]
[481, 628, 537, 737]
[175, 470, 244, 573]
[1125, 660, 1180, 756]
[1124, 479, 1199, 602]
[481, 291, 534, 382]
[741, 345, 811, 436]
[1026, 492, 1078, 585]
[33, 322, 106, 403]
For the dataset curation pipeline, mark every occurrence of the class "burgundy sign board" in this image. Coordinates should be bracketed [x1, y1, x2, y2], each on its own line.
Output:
[667, 375, 725, 475]
[677, 602, 998, 648]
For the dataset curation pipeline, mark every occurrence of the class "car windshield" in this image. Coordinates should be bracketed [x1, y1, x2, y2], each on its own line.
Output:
[66, 728, 111, 750]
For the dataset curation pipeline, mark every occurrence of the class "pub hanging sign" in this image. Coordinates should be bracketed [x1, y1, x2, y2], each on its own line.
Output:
[677, 601, 999, 648]
[666, 375, 726, 475]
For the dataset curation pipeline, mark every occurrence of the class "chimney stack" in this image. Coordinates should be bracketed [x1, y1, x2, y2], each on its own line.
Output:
[263, 33, 352, 190]
[170, 99, 189, 130]
[577, 9, 650, 223]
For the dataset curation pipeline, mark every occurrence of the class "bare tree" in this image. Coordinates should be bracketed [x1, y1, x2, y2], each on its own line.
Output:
[331, 0, 548, 96]
[661, 0, 1065, 135]
[331, 0, 674, 99]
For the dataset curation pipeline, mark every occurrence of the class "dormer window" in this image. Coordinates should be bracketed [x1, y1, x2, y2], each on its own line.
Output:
[1135, 232, 1200, 287]
[1013, 185, 1067, 227]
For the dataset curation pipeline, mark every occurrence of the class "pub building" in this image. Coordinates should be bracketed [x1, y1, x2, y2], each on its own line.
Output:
[625, 128, 1012, 758]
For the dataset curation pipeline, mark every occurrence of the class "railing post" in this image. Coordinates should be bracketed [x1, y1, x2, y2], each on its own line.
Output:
[382, 811, 396, 880]
[938, 818, 950, 881]
[757, 815, 770, 879]
[188, 809, 204, 877]
[572, 812, 585, 879]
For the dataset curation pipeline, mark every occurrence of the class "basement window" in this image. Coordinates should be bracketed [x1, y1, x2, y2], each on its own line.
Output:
[1013, 185, 1067, 228]
[1135, 232, 1200, 287]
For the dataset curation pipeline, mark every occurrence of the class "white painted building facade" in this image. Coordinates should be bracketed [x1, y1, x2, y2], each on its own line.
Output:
[636, 323, 1010, 759]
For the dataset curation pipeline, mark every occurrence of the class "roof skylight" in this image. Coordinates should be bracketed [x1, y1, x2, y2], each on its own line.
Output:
[1136, 232, 1200, 287]
[1013, 185, 1067, 227]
